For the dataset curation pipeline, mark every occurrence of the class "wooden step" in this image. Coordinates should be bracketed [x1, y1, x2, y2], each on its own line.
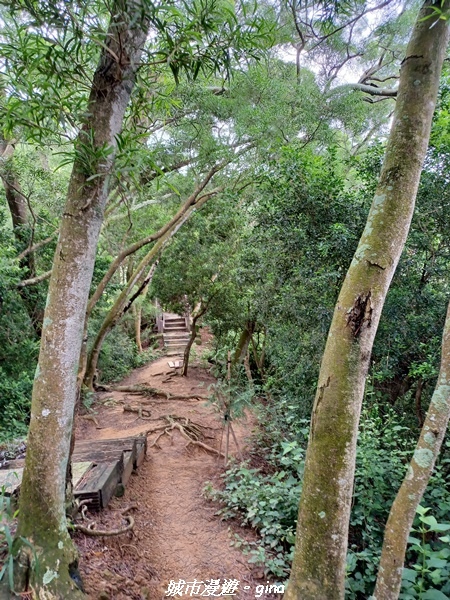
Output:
[165, 338, 189, 346]
[0, 437, 147, 509]
[167, 348, 185, 356]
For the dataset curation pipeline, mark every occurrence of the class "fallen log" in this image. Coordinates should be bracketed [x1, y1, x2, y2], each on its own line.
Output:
[99, 384, 208, 401]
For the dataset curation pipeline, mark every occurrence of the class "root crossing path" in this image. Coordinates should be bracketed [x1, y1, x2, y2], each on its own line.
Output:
[75, 349, 274, 600]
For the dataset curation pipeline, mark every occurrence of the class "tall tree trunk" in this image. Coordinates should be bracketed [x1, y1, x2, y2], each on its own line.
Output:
[134, 302, 143, 352]
[0, 141, 29, 232]
[284, 4, 450, 599]
[373, 302, 450, 599]
[12, 4, 149, 597]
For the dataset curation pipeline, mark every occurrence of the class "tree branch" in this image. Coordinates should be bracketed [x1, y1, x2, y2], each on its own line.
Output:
[17, 270, 52, 288]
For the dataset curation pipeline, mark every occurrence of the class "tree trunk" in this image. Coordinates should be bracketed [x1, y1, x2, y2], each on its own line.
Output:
[83, 188, 219, 389]
[134, 303, 143, 352]
[84, 228, 174, 389]
[415, 379, 425, 427]
[373, 303, 450, 599]
[232, 321, 255, 366]
[284, 4, 450, 599]
[182, 309, 205, 377]
[13, 4, 149, 597]
[86, 176, 224, 316]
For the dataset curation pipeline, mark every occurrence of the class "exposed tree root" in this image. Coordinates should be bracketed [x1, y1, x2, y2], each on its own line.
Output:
[80, 414, 101, 428]
[73, 515, 134, 537]
[123, 404, 154, 419]
[147, 415, 224, 456]
[99, 383, 208, 401]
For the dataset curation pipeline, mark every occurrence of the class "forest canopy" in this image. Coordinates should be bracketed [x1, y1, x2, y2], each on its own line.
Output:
[1, 1, 450, 599]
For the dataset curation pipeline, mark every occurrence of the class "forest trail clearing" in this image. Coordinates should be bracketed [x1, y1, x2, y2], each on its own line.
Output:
[75, 338, 273, 600]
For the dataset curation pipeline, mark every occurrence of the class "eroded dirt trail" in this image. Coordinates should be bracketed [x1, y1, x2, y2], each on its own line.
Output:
[75, 346, 269, 600]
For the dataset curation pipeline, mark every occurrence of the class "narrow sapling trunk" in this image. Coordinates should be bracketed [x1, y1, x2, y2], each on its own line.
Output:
[84, 231, 170, 389]
[182, 309, 205, 377]
[134, 302, 144, 352]
[284, 4, 450, 599]
[12, 4, 149, 598]
[373, 300, 450, 599]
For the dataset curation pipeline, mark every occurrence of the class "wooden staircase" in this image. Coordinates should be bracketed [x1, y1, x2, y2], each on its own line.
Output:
[163, 313, 190, 357]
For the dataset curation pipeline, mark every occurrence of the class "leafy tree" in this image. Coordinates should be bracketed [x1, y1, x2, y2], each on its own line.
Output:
[284, 3, 450, 599]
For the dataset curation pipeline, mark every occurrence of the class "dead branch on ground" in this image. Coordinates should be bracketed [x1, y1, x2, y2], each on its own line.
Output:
[99, 383, 208, 401]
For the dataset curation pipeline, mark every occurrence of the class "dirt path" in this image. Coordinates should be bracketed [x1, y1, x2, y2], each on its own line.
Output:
[75, 341, 279, 600]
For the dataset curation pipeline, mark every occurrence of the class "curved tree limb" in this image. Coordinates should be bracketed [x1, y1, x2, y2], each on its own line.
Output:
[17, 270, 52, 288]
[87, 164, 227, 317]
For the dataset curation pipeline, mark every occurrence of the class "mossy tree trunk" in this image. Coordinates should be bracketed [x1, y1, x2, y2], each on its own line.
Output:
[284, 4, 450, 599]
[373, 299, 450, 599]
[12, 3, 149, 598]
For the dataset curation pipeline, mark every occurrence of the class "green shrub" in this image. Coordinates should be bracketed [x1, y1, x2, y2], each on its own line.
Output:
[0, 369, 33, 439]
[95, 326, 160, 384]
[206, 406, 450, 598]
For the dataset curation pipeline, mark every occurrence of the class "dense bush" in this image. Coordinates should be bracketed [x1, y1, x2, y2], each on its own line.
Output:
[207, 404, 450, 598]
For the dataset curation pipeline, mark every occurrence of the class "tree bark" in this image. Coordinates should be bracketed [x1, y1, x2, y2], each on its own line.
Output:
[415, 379, 425, 427]
[373, 303, 450, 599]
[134, 302, 144, 352]
[284, 4, 450, 599]
[13, 3, 149, 597]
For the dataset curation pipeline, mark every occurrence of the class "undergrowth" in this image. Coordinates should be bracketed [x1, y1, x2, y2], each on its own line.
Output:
[205, 403, 450, 598]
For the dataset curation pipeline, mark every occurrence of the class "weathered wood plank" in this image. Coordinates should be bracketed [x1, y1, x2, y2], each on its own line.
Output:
[1, 437, 145, 504]
[122, 451, 134, 486]
[134, 437, 147, 468]
[74, 460, 123, 509]
[0, 462, 93, 497]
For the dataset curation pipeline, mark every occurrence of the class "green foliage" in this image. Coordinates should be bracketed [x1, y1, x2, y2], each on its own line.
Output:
[0, 370, 33, 439]
[0, 483, 37, 592]
[400, 507, 450, 600]
[207, 408, 450, 597]
[93, 323, 159, 384]
[0, 485, 18, 592]
[207, 378, 256, 421]
[205, 459, 301, 578]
